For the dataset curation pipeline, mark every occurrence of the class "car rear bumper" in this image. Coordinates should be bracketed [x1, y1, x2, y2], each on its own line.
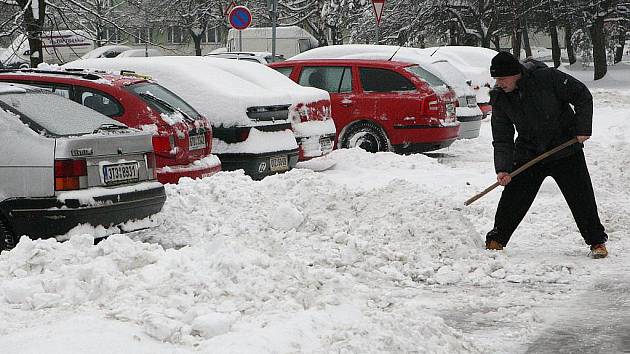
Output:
[218, 149, 299, 180]
[0, 183, 166, 239]
[457, 115, 483, 139]
[390, 124, 460, 150]
[297, 133, 336, 161]
[157, 157, 222, 184]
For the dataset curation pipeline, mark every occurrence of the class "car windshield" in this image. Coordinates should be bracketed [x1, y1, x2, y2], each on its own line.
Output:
[404, 65, 447, 88]
[128, 82, 201, 119]
[0, 92, 125, 136]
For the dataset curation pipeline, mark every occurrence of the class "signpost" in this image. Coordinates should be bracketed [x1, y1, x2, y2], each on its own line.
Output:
[228, 6, 252, 51]
[372, 0, 386, 44]
[268, 0, 278, 62]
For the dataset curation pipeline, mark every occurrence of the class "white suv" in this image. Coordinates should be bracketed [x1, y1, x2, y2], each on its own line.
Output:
[0, 83, 166, 251]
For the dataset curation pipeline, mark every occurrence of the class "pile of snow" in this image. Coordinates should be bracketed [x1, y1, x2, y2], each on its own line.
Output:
[1, 147, 595, 353]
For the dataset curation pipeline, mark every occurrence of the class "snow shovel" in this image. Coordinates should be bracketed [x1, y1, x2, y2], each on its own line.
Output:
[464, 137, 579, 206]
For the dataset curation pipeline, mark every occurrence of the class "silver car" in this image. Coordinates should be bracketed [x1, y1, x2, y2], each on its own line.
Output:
[0, 83, 166, 251]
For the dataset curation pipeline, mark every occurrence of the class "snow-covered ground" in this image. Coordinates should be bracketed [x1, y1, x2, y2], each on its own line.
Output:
[1, 63, 629, 353]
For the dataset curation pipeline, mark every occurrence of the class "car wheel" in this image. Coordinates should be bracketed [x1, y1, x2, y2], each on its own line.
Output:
[0, 217, 17, 252]
[18, 63, 30, 69]
[340, 121, 391, 153]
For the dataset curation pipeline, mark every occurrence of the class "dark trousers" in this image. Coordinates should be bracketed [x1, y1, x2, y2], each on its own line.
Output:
[486, 150, 608, 246]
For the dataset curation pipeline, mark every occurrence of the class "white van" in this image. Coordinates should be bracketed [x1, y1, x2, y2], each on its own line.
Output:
[0, 30, 94, 68]
[226, 26, 318, 59]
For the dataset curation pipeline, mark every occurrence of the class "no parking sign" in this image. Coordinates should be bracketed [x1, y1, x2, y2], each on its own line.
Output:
[229, 6, 252, 30]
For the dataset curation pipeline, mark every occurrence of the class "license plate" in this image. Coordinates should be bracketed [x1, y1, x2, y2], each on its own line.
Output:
[102, 162, 139, 185]
[320, 137, 333, 152]
[189, 133, 206, 151]
[269, 155, 288, 172]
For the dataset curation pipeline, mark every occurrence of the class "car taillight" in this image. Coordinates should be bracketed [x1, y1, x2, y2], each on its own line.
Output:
[152, 135, 175, 154]
[54, 159, 87, 191]
[427, 100, 441, 111]
[298, 109, 309, 123]
[145, 152, 157, 179]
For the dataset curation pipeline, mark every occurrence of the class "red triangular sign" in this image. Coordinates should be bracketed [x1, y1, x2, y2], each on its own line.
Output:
[224, 1, 236, 16]
[372, 0, 385, 25]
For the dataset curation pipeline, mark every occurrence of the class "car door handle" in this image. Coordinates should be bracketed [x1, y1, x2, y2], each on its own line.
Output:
[341, 100, 353, 107]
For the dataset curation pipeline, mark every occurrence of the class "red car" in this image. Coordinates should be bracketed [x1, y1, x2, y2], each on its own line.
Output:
[0, 69, 221, 184]
[270, 59, 460, 153]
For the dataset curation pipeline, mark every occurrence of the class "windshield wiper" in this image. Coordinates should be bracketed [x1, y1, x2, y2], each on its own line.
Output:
[138, 92, 196, 124]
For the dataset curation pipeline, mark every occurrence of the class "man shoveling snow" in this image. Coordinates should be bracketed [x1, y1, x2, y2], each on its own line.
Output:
[484, 51, 609, 259]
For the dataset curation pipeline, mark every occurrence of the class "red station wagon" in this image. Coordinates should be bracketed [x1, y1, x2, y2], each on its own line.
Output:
[0, 69, 221, 184]
[270, 59, 460, 153]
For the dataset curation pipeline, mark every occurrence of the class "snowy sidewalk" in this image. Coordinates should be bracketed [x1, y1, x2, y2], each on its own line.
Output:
[526, 274, 630, 353]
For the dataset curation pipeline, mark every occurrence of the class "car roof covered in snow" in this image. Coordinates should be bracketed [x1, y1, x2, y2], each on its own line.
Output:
[273, 58, 415, 69]
[0, 68, 149, 87]
[63, 56, 330, 127]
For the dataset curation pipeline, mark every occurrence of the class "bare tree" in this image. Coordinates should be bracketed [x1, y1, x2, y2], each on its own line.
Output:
[156, 0, 223, 56]
[46, 0, 133, 47]
[10, 0, 46, 67]
[445, 0, 506, 48]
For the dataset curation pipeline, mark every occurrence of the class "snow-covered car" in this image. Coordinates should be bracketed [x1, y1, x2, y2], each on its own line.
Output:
[0, 83, 166, 251]
[417, 46, 497, 117]
[205, 51, 285, 64]
[81, 45, 132, 59]
[290, 45, 483, 139]
[65, 57, 336, 177]
[200, 57, 335, 161]
[271, 59, 460, 153]
[0, 69, 222, 184]
[116, 48, 164, 58]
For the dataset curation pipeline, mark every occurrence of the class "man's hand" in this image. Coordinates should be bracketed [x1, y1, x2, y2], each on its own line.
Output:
[497, 172, 512, 186]
[577, 135, 590, 143]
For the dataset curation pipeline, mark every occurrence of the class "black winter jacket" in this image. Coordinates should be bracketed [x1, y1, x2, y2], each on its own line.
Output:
[490, 60, 593, 173]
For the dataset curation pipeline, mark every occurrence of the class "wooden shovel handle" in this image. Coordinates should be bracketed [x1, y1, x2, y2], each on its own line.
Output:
[464, 138, 579, 206]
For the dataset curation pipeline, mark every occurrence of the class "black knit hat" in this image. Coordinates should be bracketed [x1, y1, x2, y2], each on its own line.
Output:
[490, 51, 521, 77]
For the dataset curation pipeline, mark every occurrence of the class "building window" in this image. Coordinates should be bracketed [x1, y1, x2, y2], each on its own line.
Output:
[134, 28, 153, 44]
[167, 26, 185, 44]
[201, 27, 220, 44]
[104, 27, 120, 44]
